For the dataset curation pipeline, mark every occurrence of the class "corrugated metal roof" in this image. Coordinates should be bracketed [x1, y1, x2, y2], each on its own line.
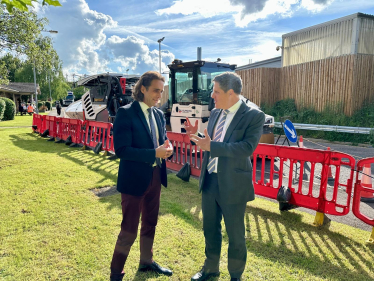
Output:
[282, 12, 374, 38]
[236, 56, 281, 71]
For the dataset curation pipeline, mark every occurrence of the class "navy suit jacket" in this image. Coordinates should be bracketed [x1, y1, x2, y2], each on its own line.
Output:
[113, 100, 168, 196]
[199, 102, 265, 204]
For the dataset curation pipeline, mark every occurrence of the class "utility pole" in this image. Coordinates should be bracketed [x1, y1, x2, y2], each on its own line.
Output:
[157, 37, 165, 73]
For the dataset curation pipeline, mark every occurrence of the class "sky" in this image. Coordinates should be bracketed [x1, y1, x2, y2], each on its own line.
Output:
[35, 0, 374, 82]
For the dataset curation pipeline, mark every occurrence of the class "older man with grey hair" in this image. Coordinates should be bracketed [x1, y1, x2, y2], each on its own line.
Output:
[185, 72, 265, 281]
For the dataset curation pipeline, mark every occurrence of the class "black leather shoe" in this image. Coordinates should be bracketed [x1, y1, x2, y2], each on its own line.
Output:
[110, 273, 124, 281]
[138, 261, 173, 276]
[191, 267, 220, 281]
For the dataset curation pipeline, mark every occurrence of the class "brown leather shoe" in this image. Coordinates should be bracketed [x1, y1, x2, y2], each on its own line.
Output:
[138, 261, 173, 276]
[191, 267, 220, 281]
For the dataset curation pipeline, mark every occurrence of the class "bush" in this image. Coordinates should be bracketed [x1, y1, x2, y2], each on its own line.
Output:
[0, 99, 5, 121]
[0, 97, 16, 121]
[45, 101, 51, 110]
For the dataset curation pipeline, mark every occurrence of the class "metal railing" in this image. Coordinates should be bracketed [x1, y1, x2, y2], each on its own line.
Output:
[274, 122, 374, 134]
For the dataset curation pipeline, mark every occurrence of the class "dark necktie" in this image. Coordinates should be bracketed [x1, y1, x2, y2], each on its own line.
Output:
[147, 108, 161, 167]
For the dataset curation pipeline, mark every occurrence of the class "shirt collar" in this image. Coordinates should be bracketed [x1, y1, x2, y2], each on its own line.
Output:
[226, 99, 242, 114]
[139, 101, 151, 114]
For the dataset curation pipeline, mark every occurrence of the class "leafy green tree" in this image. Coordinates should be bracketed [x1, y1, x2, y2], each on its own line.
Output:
[0, 0, 61, 13]
[0, 4, 58, 84]
[14, 58, 70, 101]
[0, 53, 23, 81]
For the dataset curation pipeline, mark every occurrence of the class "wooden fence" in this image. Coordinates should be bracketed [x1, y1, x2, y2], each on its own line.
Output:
[160, 54, 374, 116]
[237, 54, 374, 116]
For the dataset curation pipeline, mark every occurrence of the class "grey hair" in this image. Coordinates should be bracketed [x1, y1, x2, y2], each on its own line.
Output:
[213, 72, 242, 95]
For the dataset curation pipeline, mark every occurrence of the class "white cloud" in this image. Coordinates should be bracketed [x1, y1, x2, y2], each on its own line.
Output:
[105, 35, 175, 74]
[156, 0, 240, 17]
[39, 0, 175, 77]
[156, 0, 335, 27]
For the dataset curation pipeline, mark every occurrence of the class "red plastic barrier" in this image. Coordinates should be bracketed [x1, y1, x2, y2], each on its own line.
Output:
[166, 132, 203, 177]
[58, 118, 71, 141]
[253, 144, 355, 216]
[45, 116, 57, 138]
[55, 118, 83, 144]
[82, 120, 114, 152]
[32, 114, 44, 133]
[352, 158, 374, 226]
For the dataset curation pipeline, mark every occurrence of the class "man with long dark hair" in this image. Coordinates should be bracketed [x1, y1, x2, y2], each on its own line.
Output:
[110, 71, 173, 281]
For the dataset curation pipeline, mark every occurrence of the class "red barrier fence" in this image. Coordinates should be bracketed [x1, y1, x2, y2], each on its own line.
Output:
[32, 114, 44, 134]
[82, 120, 114, 152]
[45, 116, 57, 138]
[31, 114, 374, 237]
[167, 132, 203, 177]
[56, 118, 83, 145]
[253, 144, 355, 216]
[353, 158, 374, 226]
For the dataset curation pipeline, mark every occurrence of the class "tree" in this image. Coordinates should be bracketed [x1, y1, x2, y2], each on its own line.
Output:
[0, 4, 58, 84]
[0, 53, 23, 81]
[0, 0, 61, 13]
[14, 57, 70, 101]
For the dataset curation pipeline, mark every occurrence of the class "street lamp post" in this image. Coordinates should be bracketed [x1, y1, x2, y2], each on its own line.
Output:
[157, 37, 165, 74]
[33, 29, 58, 114]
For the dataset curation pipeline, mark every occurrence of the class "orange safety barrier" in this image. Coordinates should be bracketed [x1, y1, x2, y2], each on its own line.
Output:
[166, 132, 203, 177]
[253, 144, 355, 216]
[82, 120, 114, 152]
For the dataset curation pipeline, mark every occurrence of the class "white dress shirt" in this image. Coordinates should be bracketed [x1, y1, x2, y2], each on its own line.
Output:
[139, 102, 160, 166]
[210, 99, 242, 173]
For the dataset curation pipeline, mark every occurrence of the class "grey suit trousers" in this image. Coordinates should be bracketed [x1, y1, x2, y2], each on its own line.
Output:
[202, 172, 247, 278]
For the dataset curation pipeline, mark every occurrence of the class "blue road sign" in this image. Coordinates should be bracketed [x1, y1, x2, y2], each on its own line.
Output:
[283, 119, 297, 143]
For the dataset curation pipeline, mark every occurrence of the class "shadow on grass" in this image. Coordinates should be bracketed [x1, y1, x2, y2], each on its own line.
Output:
[246, 207, 373, 280]
[10, 132, 374, 280]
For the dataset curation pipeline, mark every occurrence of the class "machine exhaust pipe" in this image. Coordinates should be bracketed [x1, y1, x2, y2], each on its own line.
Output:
[197, 47, 202, 61]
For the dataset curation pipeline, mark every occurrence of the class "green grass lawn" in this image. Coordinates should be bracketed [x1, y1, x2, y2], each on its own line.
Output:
[0, 115, 34, 127]
[0, 126, 373, 281]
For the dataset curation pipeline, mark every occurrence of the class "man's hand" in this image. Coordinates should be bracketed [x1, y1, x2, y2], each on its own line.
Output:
[189, 128, 211, 151]
[164, 140, 173, 157]
[156, 141, 173, 159]
[184, 117, 198, 135]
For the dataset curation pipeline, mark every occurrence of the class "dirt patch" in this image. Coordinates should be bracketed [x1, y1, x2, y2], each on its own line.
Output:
[91, 186, 119, 197]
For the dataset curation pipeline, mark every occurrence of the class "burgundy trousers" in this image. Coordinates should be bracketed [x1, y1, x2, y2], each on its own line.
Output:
[110, 166, 161, 277]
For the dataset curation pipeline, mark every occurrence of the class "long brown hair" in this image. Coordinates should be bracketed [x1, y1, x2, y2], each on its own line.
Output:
[132, 71, 165, 101]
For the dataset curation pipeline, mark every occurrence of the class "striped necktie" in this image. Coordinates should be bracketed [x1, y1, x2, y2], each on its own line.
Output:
[207, 109, 230, 174]
[147, 108, 161, 167]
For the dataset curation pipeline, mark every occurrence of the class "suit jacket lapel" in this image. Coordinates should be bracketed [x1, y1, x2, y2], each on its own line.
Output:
[208, 109, 221, 138]
[152, 108, 164, 145]
[134, 101, 152, 141]
[223, 102, 247, 142]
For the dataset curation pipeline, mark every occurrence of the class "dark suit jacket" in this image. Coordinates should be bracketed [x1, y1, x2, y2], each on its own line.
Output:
[113, 100, 168, 196]
[199, 102, 265, 204]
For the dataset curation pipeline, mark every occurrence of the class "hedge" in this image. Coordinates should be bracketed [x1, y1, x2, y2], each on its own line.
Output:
[0, 97, 16, 121]
[0, 99, 5, 121]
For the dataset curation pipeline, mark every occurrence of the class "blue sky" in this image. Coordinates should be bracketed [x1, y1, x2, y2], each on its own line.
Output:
[37, 0, 374, 81]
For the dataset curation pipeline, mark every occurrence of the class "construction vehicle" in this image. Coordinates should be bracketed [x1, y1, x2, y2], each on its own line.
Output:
[164, 50, 274, 143]
[62, 73, 140, 122]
